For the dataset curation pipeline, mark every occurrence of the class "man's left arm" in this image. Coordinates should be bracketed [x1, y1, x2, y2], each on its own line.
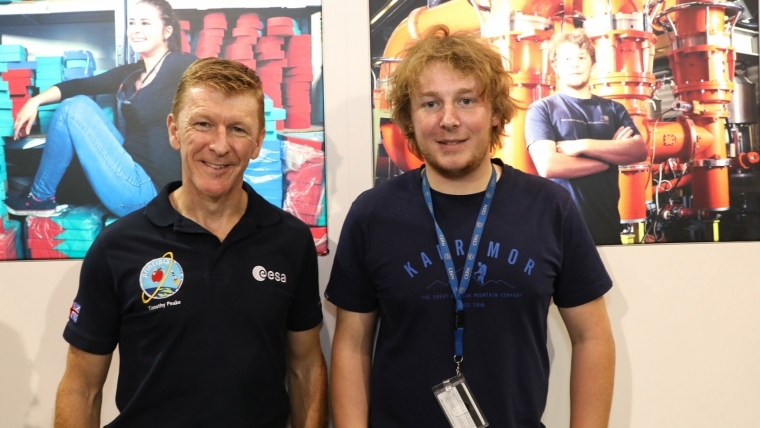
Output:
[286, 324, 328, 428]
[558, 296, 616, 428]
[556, 126, 647, 166]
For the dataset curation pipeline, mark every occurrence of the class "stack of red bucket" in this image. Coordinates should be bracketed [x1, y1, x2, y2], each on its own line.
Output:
[256, 34, 286, 111]
[283, 34, 312, 129]
[227, 13, 262, 71]
[195, 13, 227, 59]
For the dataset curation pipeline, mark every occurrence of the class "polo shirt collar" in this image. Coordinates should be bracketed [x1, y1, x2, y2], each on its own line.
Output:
[145, 181, 281, 234]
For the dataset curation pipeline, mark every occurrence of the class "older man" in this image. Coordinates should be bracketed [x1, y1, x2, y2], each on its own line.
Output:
[55, 58, 327, 428]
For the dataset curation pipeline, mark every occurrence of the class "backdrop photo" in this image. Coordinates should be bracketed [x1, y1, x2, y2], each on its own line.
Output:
[0, 0, 327, 261]
[368, 0, 760, 246]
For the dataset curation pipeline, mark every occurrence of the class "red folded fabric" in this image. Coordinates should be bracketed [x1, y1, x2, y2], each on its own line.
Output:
[234, 34, 259, 44]
[285, 66, 312, 76]
[224, 44, 254, 60]
[255, 43, 282, 54]
[286, 104, 312, 114]
[232, 26, 259, 37]
[204, 13, 227, 30]
[199, 28, 225, 38]
[259, 36, 286, 45]
[256, 51, 286, 61]
[267, 17, 295, 27]
[235, 59, 257, 70]
[283, 74, 313, 83]
[283, 82, 311, 92]
[3, 69, 33, 78]
[237, 14, 263, 29]
[258, 59, 289, 68]
[267, 26, 296, 37]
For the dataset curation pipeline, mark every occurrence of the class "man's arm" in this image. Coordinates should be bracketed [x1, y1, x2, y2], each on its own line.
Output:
[558, 296, 616, 428]
[529, 140, 611, 179]
[286, 324, 328, 428]
[54, 345, 112, 428]
[331, 308, 378, 428]
[555, 126, 648, 166]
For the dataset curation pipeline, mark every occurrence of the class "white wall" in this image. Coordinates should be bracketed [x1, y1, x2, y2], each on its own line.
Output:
[1, 0, 759, 426]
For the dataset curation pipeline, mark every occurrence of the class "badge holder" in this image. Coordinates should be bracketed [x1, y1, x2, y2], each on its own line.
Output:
[432, 373, 489, 428]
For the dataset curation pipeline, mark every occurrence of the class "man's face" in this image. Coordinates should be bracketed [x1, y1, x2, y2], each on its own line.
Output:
[167, 86, 264, 202]
[410, 61, 498, 180]
[553, 42, 594, 91]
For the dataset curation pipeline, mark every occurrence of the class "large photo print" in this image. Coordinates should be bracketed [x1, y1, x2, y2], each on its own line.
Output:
[369, 0, 759, 245]
[0, 0, 327, 260]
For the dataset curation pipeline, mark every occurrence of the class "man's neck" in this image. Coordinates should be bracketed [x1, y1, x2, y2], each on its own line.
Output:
[169, 186, 247, 242]
[425, 161, 501, 195]
[559, 85, 592, 99]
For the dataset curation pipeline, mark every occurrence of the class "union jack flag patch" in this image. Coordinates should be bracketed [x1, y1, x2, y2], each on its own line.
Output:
[69, 301, 81, 323]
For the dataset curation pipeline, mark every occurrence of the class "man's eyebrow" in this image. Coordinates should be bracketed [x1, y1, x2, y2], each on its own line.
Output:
[417, 87, 479, 97]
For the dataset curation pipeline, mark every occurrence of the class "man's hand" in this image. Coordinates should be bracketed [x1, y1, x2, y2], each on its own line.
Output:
[555, 139, 588, 157]
[612, 126, 634, 140]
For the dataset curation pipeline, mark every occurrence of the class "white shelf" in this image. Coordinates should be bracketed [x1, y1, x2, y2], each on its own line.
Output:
[0, 0, 121, 15]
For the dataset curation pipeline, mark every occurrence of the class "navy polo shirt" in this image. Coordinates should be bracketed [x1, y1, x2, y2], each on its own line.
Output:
[63, 181, 322, 427]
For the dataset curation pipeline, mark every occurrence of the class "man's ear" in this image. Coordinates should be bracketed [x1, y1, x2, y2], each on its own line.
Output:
[167, 113, 180, 151]
[250, 127, 266, 160]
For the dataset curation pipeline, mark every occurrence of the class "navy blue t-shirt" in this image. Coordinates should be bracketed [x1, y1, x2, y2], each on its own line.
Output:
[325, 161, 612, 427]
[525, 93, 640, 245]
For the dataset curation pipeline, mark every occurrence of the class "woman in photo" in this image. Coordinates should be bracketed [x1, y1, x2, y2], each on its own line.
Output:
[6, 0, 196, 217]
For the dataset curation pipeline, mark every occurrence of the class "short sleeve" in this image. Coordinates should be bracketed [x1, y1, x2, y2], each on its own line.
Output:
[615, 102, 641, 137]
[286, 229, 324, 332]
[552, 198, 613, 307]
[524, 101, 556, 146]
[324, 196, 379, 313]
[62, 237, 121, 355]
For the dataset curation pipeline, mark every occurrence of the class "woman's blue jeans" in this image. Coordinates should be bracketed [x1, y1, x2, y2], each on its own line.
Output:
[31, 95, 158, 217]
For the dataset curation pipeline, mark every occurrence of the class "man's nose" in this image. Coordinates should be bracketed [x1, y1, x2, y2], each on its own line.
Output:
[209, 128, 232, 154]
[440, 104, 460, 129]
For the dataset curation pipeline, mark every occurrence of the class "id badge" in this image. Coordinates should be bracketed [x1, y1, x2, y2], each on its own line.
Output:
[432, 374, 489, 428]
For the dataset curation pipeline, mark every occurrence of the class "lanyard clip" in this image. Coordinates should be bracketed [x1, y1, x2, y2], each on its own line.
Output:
[455, 311, 465, 329]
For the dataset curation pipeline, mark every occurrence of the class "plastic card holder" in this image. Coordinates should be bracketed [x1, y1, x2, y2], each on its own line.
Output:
[432, 375, 489, 428]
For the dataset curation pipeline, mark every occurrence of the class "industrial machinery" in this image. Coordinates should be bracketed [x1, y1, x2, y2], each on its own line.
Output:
[370, 0, 759, 244]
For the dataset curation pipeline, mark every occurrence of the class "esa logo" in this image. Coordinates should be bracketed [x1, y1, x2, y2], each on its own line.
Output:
[252, 265, 287, 283]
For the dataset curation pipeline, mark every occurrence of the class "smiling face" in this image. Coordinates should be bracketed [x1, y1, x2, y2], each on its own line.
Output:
[167, 86, 265, 204]
[410, 61, 498, 181]
[127, 2, 171, 56]
[553, 42, 594, 95]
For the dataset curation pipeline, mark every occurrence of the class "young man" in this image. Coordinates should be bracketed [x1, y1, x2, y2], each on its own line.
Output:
[327, 26, 615, 428]
[525, 28, 648, 246]
[55, 58, 327, 428]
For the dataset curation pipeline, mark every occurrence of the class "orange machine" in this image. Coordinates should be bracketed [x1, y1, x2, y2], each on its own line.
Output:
[373, 0, 561, 174]
[375, 0, 750, 243]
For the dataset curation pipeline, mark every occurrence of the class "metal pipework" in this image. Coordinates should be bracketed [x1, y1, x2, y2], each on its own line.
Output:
[653, 0, 744, 212]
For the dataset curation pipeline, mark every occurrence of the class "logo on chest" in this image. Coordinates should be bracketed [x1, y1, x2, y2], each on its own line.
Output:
[252, 265, 287, 283]
[139, 251, 184, 304]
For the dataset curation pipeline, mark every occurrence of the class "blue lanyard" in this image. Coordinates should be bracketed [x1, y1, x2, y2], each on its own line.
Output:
[421, 166, 497, 371]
